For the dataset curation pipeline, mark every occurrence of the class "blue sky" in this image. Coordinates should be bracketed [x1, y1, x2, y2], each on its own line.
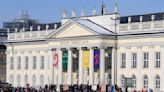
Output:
[0, 0, 164, 27]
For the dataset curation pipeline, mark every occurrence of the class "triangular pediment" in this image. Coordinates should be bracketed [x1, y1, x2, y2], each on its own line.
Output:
[48, 20, 99, 38]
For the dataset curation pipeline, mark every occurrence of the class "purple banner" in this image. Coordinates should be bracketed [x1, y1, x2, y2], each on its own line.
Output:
[94, 49, 100, 69]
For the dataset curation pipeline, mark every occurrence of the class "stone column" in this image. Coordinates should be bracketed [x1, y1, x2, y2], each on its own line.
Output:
[89, 48, 94, 85]
[137, 47, 142, 90]
[78, 48, 83, 85]
[58, 49, 63, 85]
[49, 50, 54, 84]
[28, 51, 32, 86]
[100, 47, 105, 85]
[14, 54, 17, 87]
[67, 48, 72, 85]
[161, 46, 164, 91]
[111, 48, 115, 85]
[149, 50, 154, 90]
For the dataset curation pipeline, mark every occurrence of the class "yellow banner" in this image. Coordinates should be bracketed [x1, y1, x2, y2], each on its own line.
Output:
[82, 50, 90, 68]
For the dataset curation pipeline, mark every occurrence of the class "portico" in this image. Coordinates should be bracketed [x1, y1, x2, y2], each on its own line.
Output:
[47, 19, 116, 86]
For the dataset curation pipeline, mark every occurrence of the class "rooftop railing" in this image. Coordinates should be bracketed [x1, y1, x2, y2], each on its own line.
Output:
[119, 15, 164, 32]
[7, 24, 57, 41]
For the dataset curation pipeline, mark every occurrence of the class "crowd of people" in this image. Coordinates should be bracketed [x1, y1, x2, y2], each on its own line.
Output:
[0, 81, 123, 92]
[0, 81, 153, 92]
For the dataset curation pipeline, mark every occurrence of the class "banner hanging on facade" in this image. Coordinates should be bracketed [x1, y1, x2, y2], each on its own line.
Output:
[62, 50, 68, 71]
[82, 50, 90, 68]
[94, 49, 100, 69]
[53, 51, 58, 68]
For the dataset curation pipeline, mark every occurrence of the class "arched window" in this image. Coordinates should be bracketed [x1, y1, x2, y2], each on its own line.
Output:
[24, 75, 28, 86]
[132, 75, 136, 88]
[155, 75, 160, 89]
[143, 75, 148, 88]
[40, 75, 44, 87]
[32, 75, 36, 87]
[121, 75, 125, 87]
[17, 75, 21, 87]
[10, 75, 14, 84]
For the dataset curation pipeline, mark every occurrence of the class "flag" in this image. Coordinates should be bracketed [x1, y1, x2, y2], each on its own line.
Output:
[62, 50, 68, 71]
[53, 51, 58, 68]
[82, 50, 90, 68]
[94, 49, 100, 69]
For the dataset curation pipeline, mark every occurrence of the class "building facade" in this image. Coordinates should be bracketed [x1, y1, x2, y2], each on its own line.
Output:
[5, 10, 164, 92]
[0, 29, 7, 82]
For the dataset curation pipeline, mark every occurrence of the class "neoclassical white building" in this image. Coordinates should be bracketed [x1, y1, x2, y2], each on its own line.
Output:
[5, 7, 164, 91]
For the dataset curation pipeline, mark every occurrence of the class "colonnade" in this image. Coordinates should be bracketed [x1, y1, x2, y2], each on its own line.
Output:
[52, 47, 114, 85]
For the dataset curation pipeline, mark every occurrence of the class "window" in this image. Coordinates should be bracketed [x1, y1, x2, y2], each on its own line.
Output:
[121, 75, 125, 87]
[40, 75, 44, 87]
[32, 75, 36, 87]
[25, 56, 29, 69]
[143, 75, 148, 88]
[10, 57, 14, 69]
[132, 75, 136, 88]
[24, 75, 28, 86]
[33, 56, 37, 69]
[132, 53, 137, 68]
[121, 53, 126, 68]
[143, 53, 149, 68]
[155, 52, 160, 68]
[17, 56, 21, 69]
[155, 75, 160, 89]
[40, 56, 44, 69]
[10, 75, 14, 84]
[17, 75, 21, 87]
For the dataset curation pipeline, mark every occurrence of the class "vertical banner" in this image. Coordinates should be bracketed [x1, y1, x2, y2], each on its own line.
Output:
[53, 51, 58, 68]
[62, 50, 68, 71]
[73, 51, 79, 71]
[82, 50, 90, 68]
[94, 49, 100, 69]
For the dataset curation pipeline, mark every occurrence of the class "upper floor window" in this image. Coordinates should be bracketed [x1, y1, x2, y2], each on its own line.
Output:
[121, 53, 126, 68]
[132, 53, 137, 68]
[155, 52, 160, 68]
[25, 56, 29, 69]
[17, 56, 21, 69]
[143, 53, 149, 68]
[40, 56, 45, 69]
[33, 56, 37, 69]
[10, 57, 14, 70]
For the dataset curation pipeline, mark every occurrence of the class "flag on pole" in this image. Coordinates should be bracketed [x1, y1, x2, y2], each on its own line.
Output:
[82, 50, 90, 68]
[94, 49, 100, 69]
[62, 50, 68, 71]
[53, 51, 59, 68]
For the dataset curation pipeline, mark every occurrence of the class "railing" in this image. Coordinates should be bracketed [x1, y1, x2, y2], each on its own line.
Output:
[8, 30, 54, 41]
[119, 20, 164, 32]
